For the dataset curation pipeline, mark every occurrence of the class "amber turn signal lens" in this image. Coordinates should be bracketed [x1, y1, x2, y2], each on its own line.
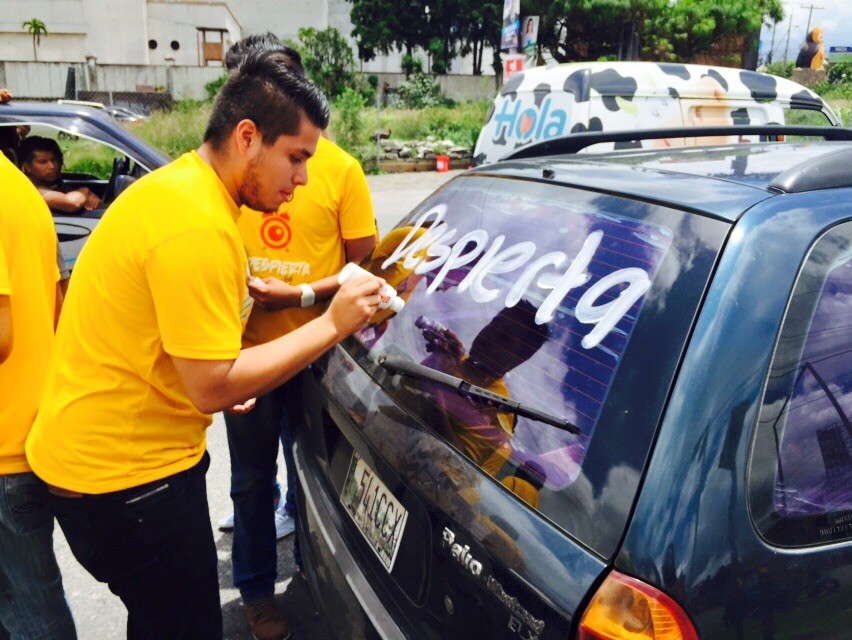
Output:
[578, 571, 698, 640]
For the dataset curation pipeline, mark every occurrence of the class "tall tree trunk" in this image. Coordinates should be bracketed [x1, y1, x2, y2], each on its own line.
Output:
[33, 37, 38, 62]
[473, 40, 482, 75]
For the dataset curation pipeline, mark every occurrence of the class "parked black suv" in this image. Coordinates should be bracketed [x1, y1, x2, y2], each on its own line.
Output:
[295, 127, 852, 640]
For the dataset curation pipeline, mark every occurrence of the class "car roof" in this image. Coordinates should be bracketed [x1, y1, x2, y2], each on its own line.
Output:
[0, 101, 169, 169]
[507, 61, 827, 110]
[470, 141, 852, 221]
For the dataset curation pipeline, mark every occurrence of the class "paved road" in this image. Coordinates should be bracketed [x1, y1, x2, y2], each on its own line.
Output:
[52, 168, 461, 640]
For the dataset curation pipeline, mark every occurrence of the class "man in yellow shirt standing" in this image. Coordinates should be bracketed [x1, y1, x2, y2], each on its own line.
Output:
[220, 35, 377, 640]
[0, 147, 76, 639]
[25, 51, 384, 640]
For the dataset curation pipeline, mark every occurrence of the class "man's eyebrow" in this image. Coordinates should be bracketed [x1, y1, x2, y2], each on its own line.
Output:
[298, 147, 313, 160]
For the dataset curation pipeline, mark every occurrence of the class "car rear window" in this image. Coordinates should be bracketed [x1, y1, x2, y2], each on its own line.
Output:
[350, 175, 728, 555]
[751, 222, 852, 547]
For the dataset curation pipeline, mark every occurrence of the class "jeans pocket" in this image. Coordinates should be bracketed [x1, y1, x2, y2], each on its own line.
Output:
[5, 473, 52, 535]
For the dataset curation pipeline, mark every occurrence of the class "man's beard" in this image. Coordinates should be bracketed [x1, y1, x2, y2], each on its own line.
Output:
[238, 154, 276, 212]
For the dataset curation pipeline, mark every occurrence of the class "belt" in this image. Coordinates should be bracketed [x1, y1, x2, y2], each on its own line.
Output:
[46, 484, 85, 499]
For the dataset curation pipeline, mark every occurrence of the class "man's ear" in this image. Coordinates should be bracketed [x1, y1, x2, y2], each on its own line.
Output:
[233, 119, 261, 159]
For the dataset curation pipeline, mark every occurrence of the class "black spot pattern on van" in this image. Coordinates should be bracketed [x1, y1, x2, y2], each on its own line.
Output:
[591, 69, 638, 111]
[790, 89, 822, 107]
[564, 69, 591, 102]
[533, 83, 551, 108]
[730, 108, 751, 125]
[740, 71, 777, 101]
[668, 87, 680, 99]
[495, 128, 508, 145]
[703, 69, 729, 91]
[657, 63, 691, 80]
[501, 73, 525, 97]
[473, 152, 488, 166]
[570, 117, 603, 133]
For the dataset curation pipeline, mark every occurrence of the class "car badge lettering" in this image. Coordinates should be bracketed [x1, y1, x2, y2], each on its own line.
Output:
[491, 96, 569, 145]
[382, 206, 652, 350]
[441, 527, 545, 639]
[487, 576, 545, 639]
[441, 527, 483, 576]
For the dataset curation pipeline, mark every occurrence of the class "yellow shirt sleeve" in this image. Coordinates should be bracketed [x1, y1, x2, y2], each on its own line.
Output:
[147, 228, 244, 360]
[339, 160, 377, 240]
[0, 237, 10, 295]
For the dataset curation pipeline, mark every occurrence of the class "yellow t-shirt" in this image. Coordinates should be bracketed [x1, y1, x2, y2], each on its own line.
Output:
[0, 154, 59, 475]
[26, 152, 249, 493]
[240, 137, 376, 347]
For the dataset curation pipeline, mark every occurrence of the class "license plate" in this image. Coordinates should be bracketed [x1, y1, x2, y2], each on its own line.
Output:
[340, 452, 408, 572]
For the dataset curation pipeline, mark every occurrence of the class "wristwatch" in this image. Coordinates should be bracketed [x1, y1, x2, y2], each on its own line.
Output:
[299, 283, 316, 308]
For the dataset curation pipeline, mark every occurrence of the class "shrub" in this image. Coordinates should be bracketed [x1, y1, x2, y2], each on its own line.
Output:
[764, 61, 794, 79]
[389, 73, 453, 109]
[827, 61, 852, 85]
[204, 73, 228, 101]
[401, 55, 423, 77]
[333, 88, 368, 155]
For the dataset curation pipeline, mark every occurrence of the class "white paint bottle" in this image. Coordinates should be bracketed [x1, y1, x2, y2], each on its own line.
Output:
[338, 263, 405, 313]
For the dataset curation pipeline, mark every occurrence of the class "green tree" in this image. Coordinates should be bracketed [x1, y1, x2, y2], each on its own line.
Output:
[457, 0, 502, 75]
[660, 0, 783, 63]
[294, 27, 356, 99]
[348, 0, 430, 71]
[523, 0, 782, 64]
[22, 18, 48, 62]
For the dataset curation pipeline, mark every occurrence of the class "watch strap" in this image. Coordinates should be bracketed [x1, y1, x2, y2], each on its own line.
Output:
[299, 283, 316, 307]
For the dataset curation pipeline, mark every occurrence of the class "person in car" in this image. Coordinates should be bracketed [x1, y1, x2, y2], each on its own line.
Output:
[25, 51, 384, 640]
[0, 138, 77, 639]
[219, 33, 378, 640]
[19, 136, 102, 213]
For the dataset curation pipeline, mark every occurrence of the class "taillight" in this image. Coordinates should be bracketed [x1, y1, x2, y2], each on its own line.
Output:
[577, 570, 698, 640]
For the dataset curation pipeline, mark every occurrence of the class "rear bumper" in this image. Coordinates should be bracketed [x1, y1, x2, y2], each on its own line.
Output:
[294, 441, 406, 640]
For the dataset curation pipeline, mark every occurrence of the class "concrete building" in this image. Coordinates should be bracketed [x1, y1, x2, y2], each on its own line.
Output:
[1, 0, 240, 66]
[1, 0, 493, 75]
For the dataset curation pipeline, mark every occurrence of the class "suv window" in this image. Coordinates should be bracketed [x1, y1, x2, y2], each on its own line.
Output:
[751, 222, 852, 547]
[349, 175, 729, 555]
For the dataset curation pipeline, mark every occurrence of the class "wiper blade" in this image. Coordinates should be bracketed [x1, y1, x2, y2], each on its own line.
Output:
[377, 354, 581, 435]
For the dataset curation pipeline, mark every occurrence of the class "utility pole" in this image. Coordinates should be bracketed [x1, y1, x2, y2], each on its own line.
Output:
[768, 21, 777, 64]
[800, 3, 824, 37]
[784, 8, 796, 62]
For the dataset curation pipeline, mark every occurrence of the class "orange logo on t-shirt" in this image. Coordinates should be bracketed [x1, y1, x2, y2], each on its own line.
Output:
[260, 211, 292, 249]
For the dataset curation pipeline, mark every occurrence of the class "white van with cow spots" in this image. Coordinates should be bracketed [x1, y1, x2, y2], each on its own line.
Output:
[473, 61, 842, 165]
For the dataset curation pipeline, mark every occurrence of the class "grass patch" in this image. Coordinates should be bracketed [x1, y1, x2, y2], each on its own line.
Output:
[133, 100, 211, 159]
[62, 137, 121, 178]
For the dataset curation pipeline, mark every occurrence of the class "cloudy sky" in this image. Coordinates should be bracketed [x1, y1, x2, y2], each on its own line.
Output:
[760, 0, 852, 63]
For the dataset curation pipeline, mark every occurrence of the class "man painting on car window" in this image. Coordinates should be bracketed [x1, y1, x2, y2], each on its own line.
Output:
[218, 33, 378, 640]
[19, 136, 102, 213]
[25, 51, 384, 639]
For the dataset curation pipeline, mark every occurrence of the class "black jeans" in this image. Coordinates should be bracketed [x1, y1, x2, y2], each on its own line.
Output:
[43, 453, 221, 640]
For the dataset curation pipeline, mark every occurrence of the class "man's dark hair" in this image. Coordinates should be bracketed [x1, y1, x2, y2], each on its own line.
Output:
[0, 126, 18, 163]
[204, 50, 329, 150]
[18, 136, 63, 166]
[225, 33, 305, 77]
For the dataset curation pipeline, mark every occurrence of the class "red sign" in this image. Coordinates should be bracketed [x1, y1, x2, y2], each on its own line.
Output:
[502, 54, 525, 84]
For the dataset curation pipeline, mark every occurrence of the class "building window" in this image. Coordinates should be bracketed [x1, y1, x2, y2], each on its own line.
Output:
[171, 40, 180, 51]
[750, 222, 852, 547]
[148, 39, 157, 50]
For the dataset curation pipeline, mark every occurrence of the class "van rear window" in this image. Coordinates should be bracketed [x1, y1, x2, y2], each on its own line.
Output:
[353, 175, 728, 554]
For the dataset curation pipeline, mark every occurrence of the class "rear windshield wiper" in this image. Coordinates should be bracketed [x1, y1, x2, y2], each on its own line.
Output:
[377, 354, 581, 435]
